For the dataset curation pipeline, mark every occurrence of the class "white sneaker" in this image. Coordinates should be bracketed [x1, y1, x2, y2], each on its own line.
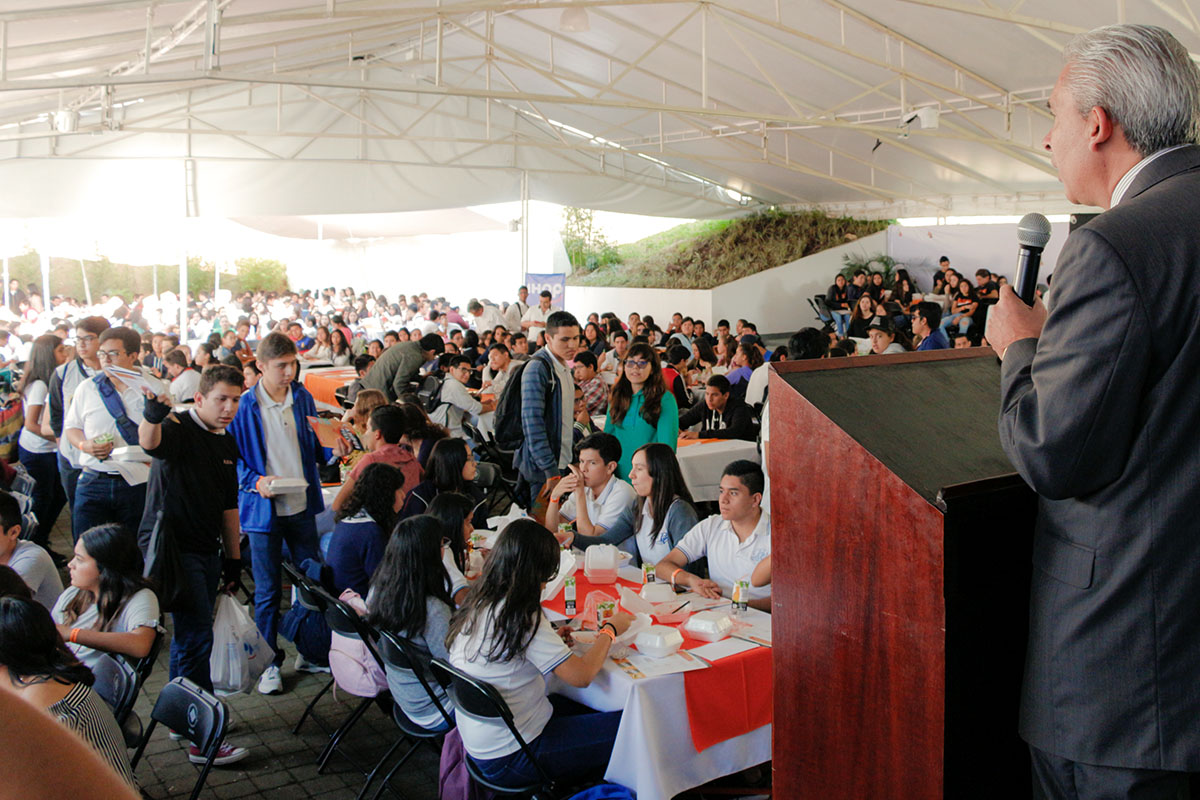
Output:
[295, 654, 331, 674]
[257, 665, 283, 695]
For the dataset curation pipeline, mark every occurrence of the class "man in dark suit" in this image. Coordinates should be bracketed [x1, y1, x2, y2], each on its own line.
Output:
[988, 24, 1200, 799]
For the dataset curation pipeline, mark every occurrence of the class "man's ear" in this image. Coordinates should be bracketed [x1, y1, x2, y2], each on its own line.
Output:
[1088, 105, 1116, 149]
[4, 524, 21, 540]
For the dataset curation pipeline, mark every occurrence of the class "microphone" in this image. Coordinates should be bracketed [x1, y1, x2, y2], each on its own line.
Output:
[1014, 213, 1052, 306]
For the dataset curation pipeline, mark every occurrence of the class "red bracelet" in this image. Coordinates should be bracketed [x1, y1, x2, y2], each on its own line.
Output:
[598, 626, 616, 643]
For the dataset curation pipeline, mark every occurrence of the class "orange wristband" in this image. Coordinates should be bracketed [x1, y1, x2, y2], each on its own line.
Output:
[598, 626, 616, 643]
[69, 628, 81, 644]
[670, 568, 683, 588]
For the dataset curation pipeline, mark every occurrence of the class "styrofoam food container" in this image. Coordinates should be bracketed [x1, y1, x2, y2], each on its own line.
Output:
[267, 477, 309, 494]
[584, 544, 620, 584]
[682, 610, 734, 642]
[639, 582, 676, 603]
[635, 625, 684, 658]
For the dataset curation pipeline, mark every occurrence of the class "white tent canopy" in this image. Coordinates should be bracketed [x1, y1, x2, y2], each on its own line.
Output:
[0, 1, 1195, 220]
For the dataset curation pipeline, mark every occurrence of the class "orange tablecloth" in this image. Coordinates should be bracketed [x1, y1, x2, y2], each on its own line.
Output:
[683, 645, 773, 751]
[303, 368, 357, 406]
[676, 437, 721, 448]
[542, 572, 641, 619]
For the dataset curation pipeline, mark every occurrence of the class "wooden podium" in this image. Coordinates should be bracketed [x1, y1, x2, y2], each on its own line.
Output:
[767, 349, 1036, 799]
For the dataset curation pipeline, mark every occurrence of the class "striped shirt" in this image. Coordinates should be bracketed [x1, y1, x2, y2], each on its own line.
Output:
[49, 682, 137, 788]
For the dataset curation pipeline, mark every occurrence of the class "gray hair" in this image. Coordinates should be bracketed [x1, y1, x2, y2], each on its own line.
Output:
[1063, 24, 1200, 157]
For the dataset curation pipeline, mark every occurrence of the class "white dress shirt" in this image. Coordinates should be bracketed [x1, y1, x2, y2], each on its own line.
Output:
[64, 370, 163, 473]
[676, 510, 771, 601]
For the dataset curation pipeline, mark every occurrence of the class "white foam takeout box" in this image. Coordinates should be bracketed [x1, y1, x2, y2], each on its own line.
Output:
[682, 610, 734, 642]
[634, 625, 685, 658]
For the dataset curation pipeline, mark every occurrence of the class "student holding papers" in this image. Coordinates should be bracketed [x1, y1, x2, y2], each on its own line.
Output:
[656, 460, 771, 611]
[63, 328, 165, 536]
[448, 519, 633, 789]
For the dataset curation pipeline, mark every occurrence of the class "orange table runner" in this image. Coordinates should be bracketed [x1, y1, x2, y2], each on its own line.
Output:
[677, 438, 721, 448]
[542, 572, 641, 619]
[682, 645, 773, 751]
[303, 368, 357, 406]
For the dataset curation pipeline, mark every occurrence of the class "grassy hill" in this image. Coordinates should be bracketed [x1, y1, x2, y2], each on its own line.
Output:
[568, 210, 890, 289]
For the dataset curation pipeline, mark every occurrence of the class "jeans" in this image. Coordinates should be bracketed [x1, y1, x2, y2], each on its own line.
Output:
[472, 695, 622, 788]
[169, 551, 221, 692]
[831, 310, 851, 337]
[73, 470, 147, 541]
[57, 453, 82, 540]
[248, 513, 319, 667]
[941, 314, 972, 335]
[18, 447, 67, 548]
[1030, 745, 1192, 800]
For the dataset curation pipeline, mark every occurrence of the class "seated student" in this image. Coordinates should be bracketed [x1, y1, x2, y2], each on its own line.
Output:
[867, 317, 909, 355]
[164, 348, 200, 403]
[398, 438, 487, 530]
[345, 354, 375, 406]
[571, 385, 596, 449]
[397, 402, 449, 468]
[366, 515, 460, 732]
[912, 302, 950, 351]
[724, 342, 763, 400]
[425, 492, 474, 604]
[327, 463, 404, 596]
[51, 524, 159, 672]
[0, 492, 62, 610]
[941, 281, 979, 335]
[480, 343, 515, 398]
[341, 387, 388, 439]
[661, 345, 693, 410]
[568, 442, 698, 567]
[432, 355, 495, 439]
[334, 405, 422, 511]
[656, 460, 770, 611]
[572, 350, 608, 417]
[0, 596, 137, 788]
[545, 432, 636, 541]
[678, 375, 759, 442]
[447, 519, 634, 788]
[846, 294, 877, 339]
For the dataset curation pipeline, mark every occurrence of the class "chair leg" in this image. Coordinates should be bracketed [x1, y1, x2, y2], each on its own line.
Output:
[294, 675, 335, 734]
[355, 735, 411, 800]
[317, 696, 373, 773]
[189, 754, 219, 800]
[368, 740, 423, 800]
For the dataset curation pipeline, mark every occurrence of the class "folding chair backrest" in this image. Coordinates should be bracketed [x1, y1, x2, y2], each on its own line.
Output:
[92, 653, 139, 726]
[813, 295, 835, 321]
[323, 594, 386, 671]
[130, 677, 227, 800]
[283, 561, 327, 613]
[378, 630, 455, 731]
[462, 421, 489, 450]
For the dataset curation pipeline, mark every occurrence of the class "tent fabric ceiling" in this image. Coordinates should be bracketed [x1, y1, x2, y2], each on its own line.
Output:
[0, 1, 1195, 219]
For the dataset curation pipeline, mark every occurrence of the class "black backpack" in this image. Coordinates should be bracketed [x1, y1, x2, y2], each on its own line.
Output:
[417, 372, 446, 414]
[493, 358, 560, 451]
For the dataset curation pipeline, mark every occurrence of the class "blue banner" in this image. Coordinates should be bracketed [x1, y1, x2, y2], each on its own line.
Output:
[524, 272, 566, 307]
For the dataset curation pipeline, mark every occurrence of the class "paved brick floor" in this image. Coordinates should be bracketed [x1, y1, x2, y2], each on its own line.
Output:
[46, 517, 440, 800]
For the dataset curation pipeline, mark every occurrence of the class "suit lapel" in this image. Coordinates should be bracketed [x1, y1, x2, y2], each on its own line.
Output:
[1123, 144, 1200, 202]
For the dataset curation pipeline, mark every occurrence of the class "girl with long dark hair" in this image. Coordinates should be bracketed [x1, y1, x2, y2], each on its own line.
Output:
[18, 334, 68, 544]
[604, 343, 678, 480]
[847, 294, 878, 338]
[51, 524, 158, 672]
[326, 463, 405, 595]
[330, 328, 352, 367]
[726, 341, 764, 395]
[583, 321, 607, 356]
[366, 515, 458, 731]
[942, 280, 980, 335]
[193, 342, 216, 369]
[687, 338, 718, 385]
[399, 438, 487, 528]
[426, 492, 475, 602]
[570, 443, 698, 566]
[446, 519, 633, 788]
[0, 596, 136, 787]
[397, 401, 449, 467]
[303, 325, 332, 361]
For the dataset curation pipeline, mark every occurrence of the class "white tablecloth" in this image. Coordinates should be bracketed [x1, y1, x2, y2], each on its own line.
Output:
[544, 582, 772, 800]
[676, 440, 760, 502]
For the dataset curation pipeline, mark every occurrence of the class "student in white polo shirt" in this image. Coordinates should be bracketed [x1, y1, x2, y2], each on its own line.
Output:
[431, 355, 495, 438]
[656, 459, 771, 611]
[545, 432, 636, 542]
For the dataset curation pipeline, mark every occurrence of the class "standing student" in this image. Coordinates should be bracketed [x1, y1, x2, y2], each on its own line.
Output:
[447, 519, 634, 788]
[515, 311, 581, 506]
[18, 335, 68, 547]
[135, 363, 250, 765]
[47, 316, 108, 540]
[63, 328, 165, 537]
[228, 332, 335, 695]
[656, 460, 771, 611]
[359, 333, 445, 402]
[604, 343, 679, 480]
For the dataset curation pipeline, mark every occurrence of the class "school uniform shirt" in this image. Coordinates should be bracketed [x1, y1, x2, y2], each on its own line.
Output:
[520, 305, 559, 328]
[558, 476, 636, 533]
[64, 371, 164, 473]
[257, 382, 307, 517]
[8, 538, 63, 609]
[18, 379, 57, 454]
[431, 376, 482, 438]
[326, 510, 386, 596]
[170, 368, 201, 404]
[52, 586, 160, 671]
[675, 511, 771, 601]
[449, 609, 572, 760]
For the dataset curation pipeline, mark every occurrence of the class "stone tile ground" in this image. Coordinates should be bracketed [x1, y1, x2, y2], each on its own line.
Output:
[46, 516, 440, 800]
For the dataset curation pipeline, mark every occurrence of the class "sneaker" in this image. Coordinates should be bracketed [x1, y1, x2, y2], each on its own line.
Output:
[295, 654, 331, 674]
[188, 741, 249, 766]
[257, 665, 283, 695]
[171, 719, 236, 740]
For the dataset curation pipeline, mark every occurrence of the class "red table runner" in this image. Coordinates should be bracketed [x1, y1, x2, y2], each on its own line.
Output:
[541, 572, 641, 619]
[682, 645, 773, 751]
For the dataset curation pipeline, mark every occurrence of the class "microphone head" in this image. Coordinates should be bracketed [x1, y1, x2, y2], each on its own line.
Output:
[1017, 213, 1052, 249]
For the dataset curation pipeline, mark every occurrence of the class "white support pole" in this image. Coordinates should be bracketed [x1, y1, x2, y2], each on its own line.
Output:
[214, 258, 221, 297]
[180, 250, 188, 338]
[39, 251, 50, 307]
[1, 257, 8, 309]
[80, 259, 92, 306]
[520, 170, 529, 280]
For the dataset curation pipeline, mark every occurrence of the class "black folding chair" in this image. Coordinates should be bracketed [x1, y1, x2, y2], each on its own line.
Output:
[316, 589, 392, 775]
[359, 630, 457, 800]
[129, 678, 227, 800]
[92, 653, 144, 748]
[463, 421, 520, 511]
[430, 659, 556, 798]
[282, 561, 337, 735]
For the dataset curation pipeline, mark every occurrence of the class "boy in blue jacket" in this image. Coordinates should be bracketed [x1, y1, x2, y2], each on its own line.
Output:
[228, 332, 341, 694]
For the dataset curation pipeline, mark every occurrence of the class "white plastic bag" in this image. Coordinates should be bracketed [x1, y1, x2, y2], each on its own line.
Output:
[210, 593, 275, 695]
